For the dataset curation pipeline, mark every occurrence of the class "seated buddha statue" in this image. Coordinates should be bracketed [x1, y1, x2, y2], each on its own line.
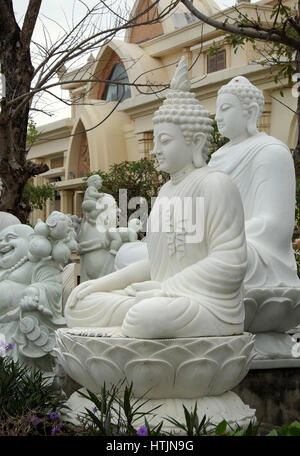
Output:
[209, 76, 300, 340]
[210, 76, 299, 291]
[65, 57, 248, 339]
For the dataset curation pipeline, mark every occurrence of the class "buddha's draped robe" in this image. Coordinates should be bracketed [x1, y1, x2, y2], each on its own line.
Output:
[209, 132, 300, 289]
[66, 167, 248, 338]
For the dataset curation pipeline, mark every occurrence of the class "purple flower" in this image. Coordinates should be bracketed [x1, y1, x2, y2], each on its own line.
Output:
[49, 411, 59, 420]
[137, 425, 148, 436]
[92, 407, 98, 414]
[51, 425, 61, 435]
[32, 417, 39, 426]
[7, 343, 13, 350]
[26, 416, 33, 423]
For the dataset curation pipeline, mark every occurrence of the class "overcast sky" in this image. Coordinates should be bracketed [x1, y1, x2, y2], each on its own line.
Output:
[12, 0, 256, 126]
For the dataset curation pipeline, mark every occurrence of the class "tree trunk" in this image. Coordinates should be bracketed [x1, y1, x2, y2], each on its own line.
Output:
[0, 0, 47, 223]
[294, 49, 300, 181]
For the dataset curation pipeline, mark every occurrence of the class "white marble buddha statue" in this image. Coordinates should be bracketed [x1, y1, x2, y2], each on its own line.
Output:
[65, 57, 248, 339]
[209, 77, 300, 293]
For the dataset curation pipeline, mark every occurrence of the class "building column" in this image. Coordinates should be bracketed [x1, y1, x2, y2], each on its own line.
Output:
[73, 191, 84, 218]
[60, 190, 73, 214]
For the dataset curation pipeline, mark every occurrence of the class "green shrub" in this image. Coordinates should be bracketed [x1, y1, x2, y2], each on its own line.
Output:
[84, 158, 169, 222]
[0, 355, 66, 420]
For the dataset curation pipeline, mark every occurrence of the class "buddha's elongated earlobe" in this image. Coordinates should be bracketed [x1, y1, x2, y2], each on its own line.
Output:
[246, 102, 260, 136]
[192, 132, 206, 168]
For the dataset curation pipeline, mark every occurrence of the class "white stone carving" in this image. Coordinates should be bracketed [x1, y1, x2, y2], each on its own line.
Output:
[56, 328, 255, 398]
[78, 175, 119, 282]
[0, 212, 77, 371]
[60, 57, 255, 430]
[56, 329, 256, 430]
[209, 76, 300, 364]
[65, 59, 247, 339]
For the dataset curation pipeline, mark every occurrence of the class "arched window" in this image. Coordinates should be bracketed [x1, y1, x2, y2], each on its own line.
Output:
[102, 62, 131, 102]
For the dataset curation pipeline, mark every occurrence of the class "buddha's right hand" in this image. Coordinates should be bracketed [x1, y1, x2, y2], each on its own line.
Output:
[66, 280, 98, 309]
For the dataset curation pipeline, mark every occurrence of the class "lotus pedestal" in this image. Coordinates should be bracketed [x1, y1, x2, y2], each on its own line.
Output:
[56, 328, 256, 432]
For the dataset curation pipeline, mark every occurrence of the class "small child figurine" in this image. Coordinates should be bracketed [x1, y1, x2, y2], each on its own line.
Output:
[82, 175, 104, 224]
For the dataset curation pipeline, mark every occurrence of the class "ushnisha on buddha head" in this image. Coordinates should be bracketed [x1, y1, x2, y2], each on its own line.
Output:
[216, 76, 265, 141]
[152, 57, 214, 175]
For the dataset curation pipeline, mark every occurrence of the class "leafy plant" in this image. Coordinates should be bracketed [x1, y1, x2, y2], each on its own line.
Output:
[26, 117, 38, 145]
[0, 355, 67, 420]
[267, 421, 300, 436]
[207, 120, 229, 162]
[83, 158, 169, 223]
[165, 403, 211, 436]
[78, 382, 164, 436]
[23, 181, 56, 211]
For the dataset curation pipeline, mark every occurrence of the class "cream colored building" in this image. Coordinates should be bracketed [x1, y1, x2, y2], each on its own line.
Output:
[28, 0, 298, 223]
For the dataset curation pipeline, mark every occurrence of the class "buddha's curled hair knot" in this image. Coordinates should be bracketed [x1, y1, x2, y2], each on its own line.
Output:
[170, 56, 191, 92]
[153, 56, 214, 163]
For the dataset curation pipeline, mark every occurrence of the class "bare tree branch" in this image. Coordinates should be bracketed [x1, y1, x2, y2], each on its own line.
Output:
[181, 0, 300, 49]
[21, 0, 42, 50]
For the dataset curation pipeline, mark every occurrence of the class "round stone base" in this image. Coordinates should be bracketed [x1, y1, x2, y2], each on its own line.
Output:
[65, 388, 256, 434]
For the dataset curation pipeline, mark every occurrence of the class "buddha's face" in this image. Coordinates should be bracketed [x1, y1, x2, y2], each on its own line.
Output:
[0, 226, 31, 269]
[153, 122, 193, 174]
[216, 93, 248, 141]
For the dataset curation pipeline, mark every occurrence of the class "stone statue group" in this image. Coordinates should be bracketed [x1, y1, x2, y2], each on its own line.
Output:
[0, 57, 299, 428]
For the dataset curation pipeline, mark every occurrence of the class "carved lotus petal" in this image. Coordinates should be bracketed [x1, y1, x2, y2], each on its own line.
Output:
[254, 332, 295, 359]
[237, 339, 255, 358]
[213, 356, 247, 395]
[57, 331, 76, 352]
[185, 339, 215, 356]
[245, 288, 274, 304]
[102, 345, 138, 371]
[52, 347, 65, 365]
[150, 346, 194, 370]
[56, 334, 70, 354]
[127, 340, 165, 357]
[203, 343, 235, 365]
[249, 297, 293, 332]
[62, 352, 93, 390]
[71, 341, 93, 361]
[86, 357, 124, 392]
[26, 326, 41, 341]
[281, 303, 300, 333]
[85, 339, 111, 354]
[281, 288, 300, 305]
[226, 336, 254, 355]
[175, 358, 218, 398]
[125, 359, 174, 399]
[244, 298, 258, 331]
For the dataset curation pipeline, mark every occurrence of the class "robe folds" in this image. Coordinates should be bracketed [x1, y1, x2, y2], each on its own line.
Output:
[66, 167, 248, 338]
[209, 132, 300, 289]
